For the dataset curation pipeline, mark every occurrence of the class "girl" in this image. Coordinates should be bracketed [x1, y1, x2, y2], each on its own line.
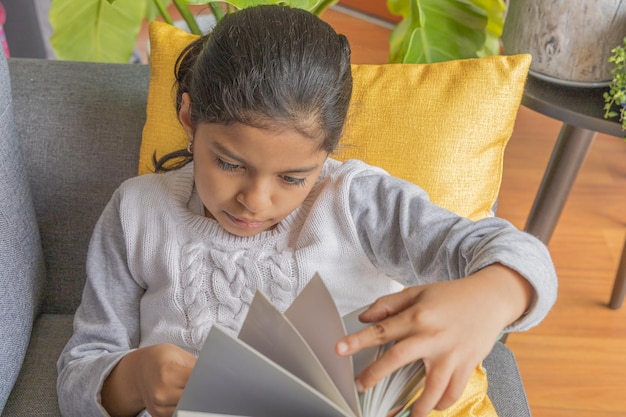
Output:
[57, 5, 557, 417]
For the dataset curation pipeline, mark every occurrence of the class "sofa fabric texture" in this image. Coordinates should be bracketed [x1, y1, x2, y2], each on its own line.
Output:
[0, 55, 531, 417]
[10, 58, 149, 314]
[0, 51, 45, 412]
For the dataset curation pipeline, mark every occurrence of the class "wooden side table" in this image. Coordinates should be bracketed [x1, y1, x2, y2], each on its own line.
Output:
[521, 74, 626, 309]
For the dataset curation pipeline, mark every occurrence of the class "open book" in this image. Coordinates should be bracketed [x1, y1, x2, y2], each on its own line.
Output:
[175, 274, 425, 417]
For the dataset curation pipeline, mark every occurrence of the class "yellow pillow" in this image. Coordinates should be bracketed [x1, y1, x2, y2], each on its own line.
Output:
[140, 21, 530, 221]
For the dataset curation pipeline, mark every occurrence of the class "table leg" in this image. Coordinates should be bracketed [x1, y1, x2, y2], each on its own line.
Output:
[524, 124, 597, 244]
[609, 236, 626, 309]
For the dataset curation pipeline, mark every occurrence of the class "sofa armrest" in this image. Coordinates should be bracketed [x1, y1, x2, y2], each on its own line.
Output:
[0, 51, 45, 412]
[484, 342, 532, 417]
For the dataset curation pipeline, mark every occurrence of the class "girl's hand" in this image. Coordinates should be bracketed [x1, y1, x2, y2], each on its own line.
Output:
[102, 343, 197, 417]
[335, 264, 533, 417]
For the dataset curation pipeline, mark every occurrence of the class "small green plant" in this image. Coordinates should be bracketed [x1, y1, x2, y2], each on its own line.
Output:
[603, 36, 626, 134]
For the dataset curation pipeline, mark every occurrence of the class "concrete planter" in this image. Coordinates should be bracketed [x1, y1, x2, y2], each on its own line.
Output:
[502, 0, 626, 87]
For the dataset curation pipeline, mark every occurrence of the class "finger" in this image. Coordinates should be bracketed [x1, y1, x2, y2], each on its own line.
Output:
[410, 361, 454, 417]
[355, 336, 427, 391]
[435, 364, 475, 410]
[147, 386, 183, 407]
[335, 292, 430, 359]
[337, 307, 419, 356]
[147, 404, 177, 417]
[146, 385, 185, 417]
[359, 287, 422, 323]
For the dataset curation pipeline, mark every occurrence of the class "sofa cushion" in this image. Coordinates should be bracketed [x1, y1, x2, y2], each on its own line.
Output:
[483, 342, 532, 416]
[0, 51, 45, 412]
[139, 21, 531, 220]
[2, 314, 73, 416]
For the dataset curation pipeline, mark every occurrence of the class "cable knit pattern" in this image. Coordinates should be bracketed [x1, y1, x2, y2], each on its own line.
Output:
[179, 241, 296, 348]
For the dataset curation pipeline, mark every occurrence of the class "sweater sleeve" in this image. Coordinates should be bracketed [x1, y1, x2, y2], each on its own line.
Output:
[57, 188, 146, 417]
[348, 174, 557, 332]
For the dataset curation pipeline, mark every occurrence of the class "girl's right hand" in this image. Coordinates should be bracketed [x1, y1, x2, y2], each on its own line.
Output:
[102, 343, 197, 417]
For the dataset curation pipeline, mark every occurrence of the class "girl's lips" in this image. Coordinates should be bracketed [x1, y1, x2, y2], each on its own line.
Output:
[225, 212, 267, 229]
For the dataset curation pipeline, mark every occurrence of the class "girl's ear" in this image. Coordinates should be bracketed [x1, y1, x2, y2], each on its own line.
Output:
[178, 92, 194, 139]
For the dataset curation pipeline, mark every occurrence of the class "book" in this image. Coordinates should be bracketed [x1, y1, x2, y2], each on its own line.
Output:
[175, 273, 425, 417]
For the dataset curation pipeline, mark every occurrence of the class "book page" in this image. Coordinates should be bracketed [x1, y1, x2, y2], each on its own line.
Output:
[284, 273, 361, 417]
[342, 306, 379, 376]
[238, 288, 355, 417]
[176, 274, 425, 417]
[176, 326, 351, 417]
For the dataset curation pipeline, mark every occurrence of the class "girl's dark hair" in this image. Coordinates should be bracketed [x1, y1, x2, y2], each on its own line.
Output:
[154, 5, 352, 172]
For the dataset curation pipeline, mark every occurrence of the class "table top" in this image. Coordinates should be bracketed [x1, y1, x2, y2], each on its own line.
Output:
[522, 74, 624, 139]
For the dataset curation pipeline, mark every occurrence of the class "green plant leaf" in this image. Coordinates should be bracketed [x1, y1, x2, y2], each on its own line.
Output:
[471, 0, 505, 57]
[147, 0, 172, 22]
[387, 0, 412, 20]
[604, 36, 626, 133]
[50, 0, 148, 63]
[310, 0, 339, 15]
[173, 0, 203, 33]
[388, 0, 493, 64]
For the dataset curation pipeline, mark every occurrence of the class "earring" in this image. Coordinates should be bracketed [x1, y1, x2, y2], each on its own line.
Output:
[187, 141, 194, 155]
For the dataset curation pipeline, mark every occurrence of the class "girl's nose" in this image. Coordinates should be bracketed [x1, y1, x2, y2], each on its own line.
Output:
[236, 180, 272, 213]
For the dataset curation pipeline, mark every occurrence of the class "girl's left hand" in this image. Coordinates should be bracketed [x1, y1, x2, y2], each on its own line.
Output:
[335, 264, 533, 417]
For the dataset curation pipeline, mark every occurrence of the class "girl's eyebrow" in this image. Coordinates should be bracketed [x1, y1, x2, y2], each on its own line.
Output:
[212, 141, 245, 164]
[211, 141, 320, 174]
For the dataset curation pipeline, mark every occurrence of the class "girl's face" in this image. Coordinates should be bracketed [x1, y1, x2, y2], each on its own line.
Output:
[179, 96, 328, 237]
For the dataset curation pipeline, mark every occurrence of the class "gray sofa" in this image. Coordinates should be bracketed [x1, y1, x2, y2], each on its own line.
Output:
[0, 52, 532, 416]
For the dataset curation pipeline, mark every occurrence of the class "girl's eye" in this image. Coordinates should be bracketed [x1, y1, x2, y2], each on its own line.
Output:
[215, 157, 241, 172]
[282, 176, 307, 187]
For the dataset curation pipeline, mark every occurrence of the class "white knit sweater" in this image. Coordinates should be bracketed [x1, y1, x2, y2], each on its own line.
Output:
[57, 158, 557, 417]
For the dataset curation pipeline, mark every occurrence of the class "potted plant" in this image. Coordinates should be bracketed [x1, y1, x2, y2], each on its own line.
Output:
[48, 0, 337, 63]
[603, 36, 626, 134]
[49, 0, 506, 64]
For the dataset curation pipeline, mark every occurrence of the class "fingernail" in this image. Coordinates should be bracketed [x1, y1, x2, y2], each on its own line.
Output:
[336, 342, 348, 355]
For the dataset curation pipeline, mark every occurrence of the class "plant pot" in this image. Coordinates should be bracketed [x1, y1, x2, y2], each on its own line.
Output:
[502, 0, 626, 87]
